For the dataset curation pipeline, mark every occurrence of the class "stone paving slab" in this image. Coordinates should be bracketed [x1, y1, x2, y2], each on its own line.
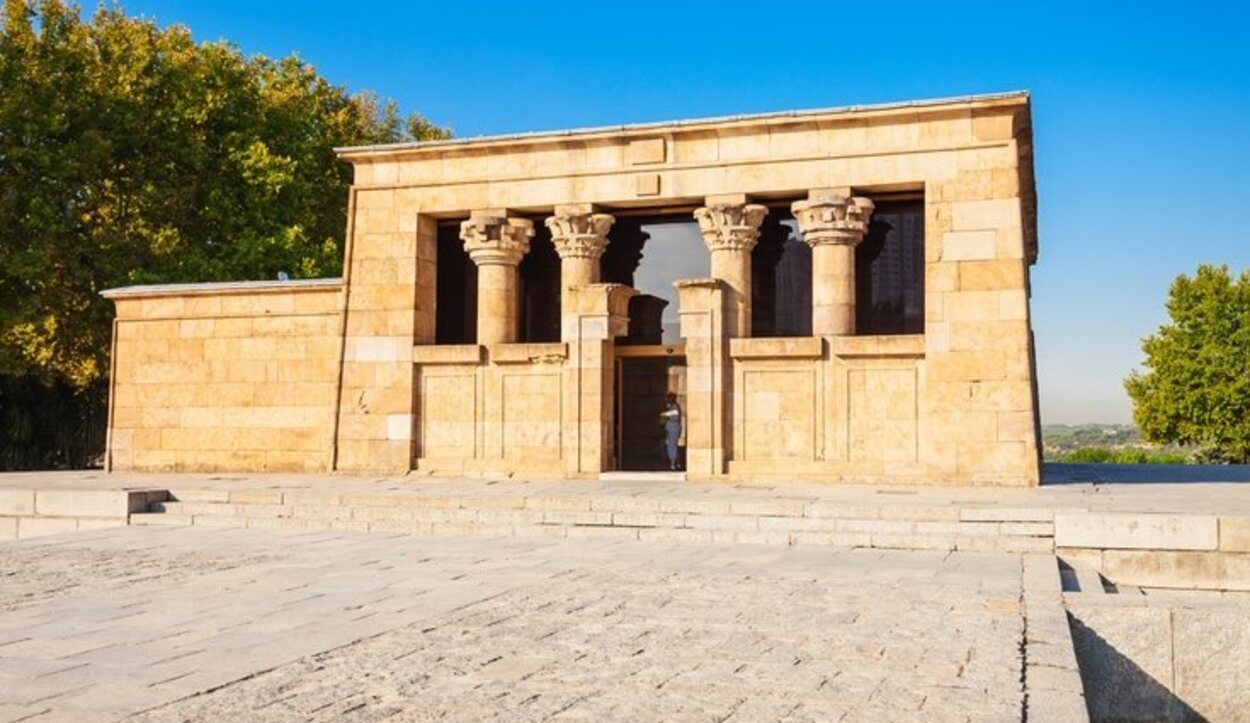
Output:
[1, 526, 1030, 722]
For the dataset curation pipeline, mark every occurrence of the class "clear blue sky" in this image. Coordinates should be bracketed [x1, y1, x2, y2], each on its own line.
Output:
[123, 0, 1250, 425]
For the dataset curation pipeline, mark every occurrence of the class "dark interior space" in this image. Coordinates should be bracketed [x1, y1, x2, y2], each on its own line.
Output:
[518, 220, 561, 343]
[856, 199, 925, 335]
[435, 221, 477, 344]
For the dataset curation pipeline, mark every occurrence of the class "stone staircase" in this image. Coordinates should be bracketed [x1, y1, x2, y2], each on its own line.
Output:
[131, 488, 1056, 553]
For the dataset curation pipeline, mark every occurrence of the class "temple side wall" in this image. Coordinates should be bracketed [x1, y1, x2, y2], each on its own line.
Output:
[105, 284, 343, 473]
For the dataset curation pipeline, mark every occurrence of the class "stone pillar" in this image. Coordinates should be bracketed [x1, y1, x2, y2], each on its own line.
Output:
[545, 203, 614, 335]
[791, 189, 874, 335]
[563, 283, 635, 475]
[676, 278, 727, 475]
[694, 195, 767, 338]
[460, 211, 534, 344]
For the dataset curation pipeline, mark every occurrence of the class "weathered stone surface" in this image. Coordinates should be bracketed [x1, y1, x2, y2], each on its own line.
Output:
[1054, 512, 1218, 551]
[1219, 516, 1250, 552]
[0, 489, 35, 516]
[1101, 550, 1250, 591]
[1172, 607, 1250, 722]
[1067, 606, 1187, 722]
[0, 525, 1029, 721]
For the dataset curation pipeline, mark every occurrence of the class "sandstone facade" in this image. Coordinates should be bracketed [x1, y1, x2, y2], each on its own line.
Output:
[103, 91, 1042, 485]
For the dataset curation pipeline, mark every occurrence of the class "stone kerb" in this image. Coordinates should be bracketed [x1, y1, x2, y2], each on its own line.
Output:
[1, 488, 167, 540]
[1055, 512, 1250, 591]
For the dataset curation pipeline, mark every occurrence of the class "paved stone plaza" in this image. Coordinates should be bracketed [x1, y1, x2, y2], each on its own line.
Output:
[1, 526, 1030, 722]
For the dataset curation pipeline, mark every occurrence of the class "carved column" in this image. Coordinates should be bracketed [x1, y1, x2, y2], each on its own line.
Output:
[460, 210, 534, 344]
[791, 189, 874, 335]
[694, 195, 768, 338]
[545, 203, 615, 335]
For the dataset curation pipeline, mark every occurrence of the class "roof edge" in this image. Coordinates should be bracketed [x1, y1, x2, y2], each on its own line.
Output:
[336, 91, 1030, 160]
[101, 277, 343, 300]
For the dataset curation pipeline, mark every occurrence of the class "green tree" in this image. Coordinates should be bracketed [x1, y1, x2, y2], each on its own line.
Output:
[1125, 265, 1250, 464]
[0, 0, 448, 467]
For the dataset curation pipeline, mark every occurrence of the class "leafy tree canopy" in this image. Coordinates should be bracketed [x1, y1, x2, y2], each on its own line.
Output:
[1125, 264, 1250, 464]
[0, 0, 448, 389]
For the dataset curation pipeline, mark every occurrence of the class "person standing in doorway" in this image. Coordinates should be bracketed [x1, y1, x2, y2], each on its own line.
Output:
[660, 393, 682, 471]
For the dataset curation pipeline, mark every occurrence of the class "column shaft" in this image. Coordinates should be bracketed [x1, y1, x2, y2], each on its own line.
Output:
[460, 211, 533, 345]
[476, 262, 518, 344]
[812, 243, 856, 335]
[694, 198, 767, 339]
[546, 204, 614, 341]
[710, 247, 752, 338]
[560, 257, 600, 316]
[791, 189, 875, 336]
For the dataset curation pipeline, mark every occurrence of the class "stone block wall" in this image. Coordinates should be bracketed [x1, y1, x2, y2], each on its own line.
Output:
[104, 281, 343, 473]
[412, 343, 570, 477]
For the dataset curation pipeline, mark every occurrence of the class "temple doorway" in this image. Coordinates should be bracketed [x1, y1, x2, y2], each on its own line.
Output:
[614, 347, 686, 472]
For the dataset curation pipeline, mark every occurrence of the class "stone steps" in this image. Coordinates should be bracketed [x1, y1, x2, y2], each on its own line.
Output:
[131, 492, 1056, 553]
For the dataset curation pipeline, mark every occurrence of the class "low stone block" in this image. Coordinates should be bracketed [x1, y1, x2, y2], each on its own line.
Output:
[1053, 512, 1218, 551]
[228, 490, 284, 505]
[872, 532, 955, 551]
[637, 528, 713, 544]
[728, 499, 807, 517]
[542, 510, 613, 526]
[130, 513, 192, 526]
[1101, 550, 1250, 591]
[711, 530, 791, 546]
[75, 517, 128, 532]
[34, 490, 131, 518]
[564, 526, 639, 542]
[169, 488, 230, 503]
[1000, 521, 1054, 536]
[789, 531, 872, 548]
[1219, 516, 1250, 552]
[17, 516, 79, 538]
[0, 516, 17, 539]
[686, 514, 758, 531]
[522, 496, 591, 512]
[590, 496, 660, 513]
[0, 490, 35, 516]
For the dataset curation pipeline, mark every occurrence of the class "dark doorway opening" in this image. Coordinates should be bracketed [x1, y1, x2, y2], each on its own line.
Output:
[615, 354, 686, 471]
[435, 222, 477, 345]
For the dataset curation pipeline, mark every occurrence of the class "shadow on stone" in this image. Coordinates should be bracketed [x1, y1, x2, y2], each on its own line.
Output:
[1068, 614, 1205, 722]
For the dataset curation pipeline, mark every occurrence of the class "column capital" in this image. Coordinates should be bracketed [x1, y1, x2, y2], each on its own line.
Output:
[791, 189, 875, 247]
[545, 204, 615, 260]
[693, 200, 769, 253]
[460, 211, 534, 265]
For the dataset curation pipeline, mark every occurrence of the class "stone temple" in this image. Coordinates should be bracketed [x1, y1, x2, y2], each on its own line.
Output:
[101, 91, 1041, 485]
